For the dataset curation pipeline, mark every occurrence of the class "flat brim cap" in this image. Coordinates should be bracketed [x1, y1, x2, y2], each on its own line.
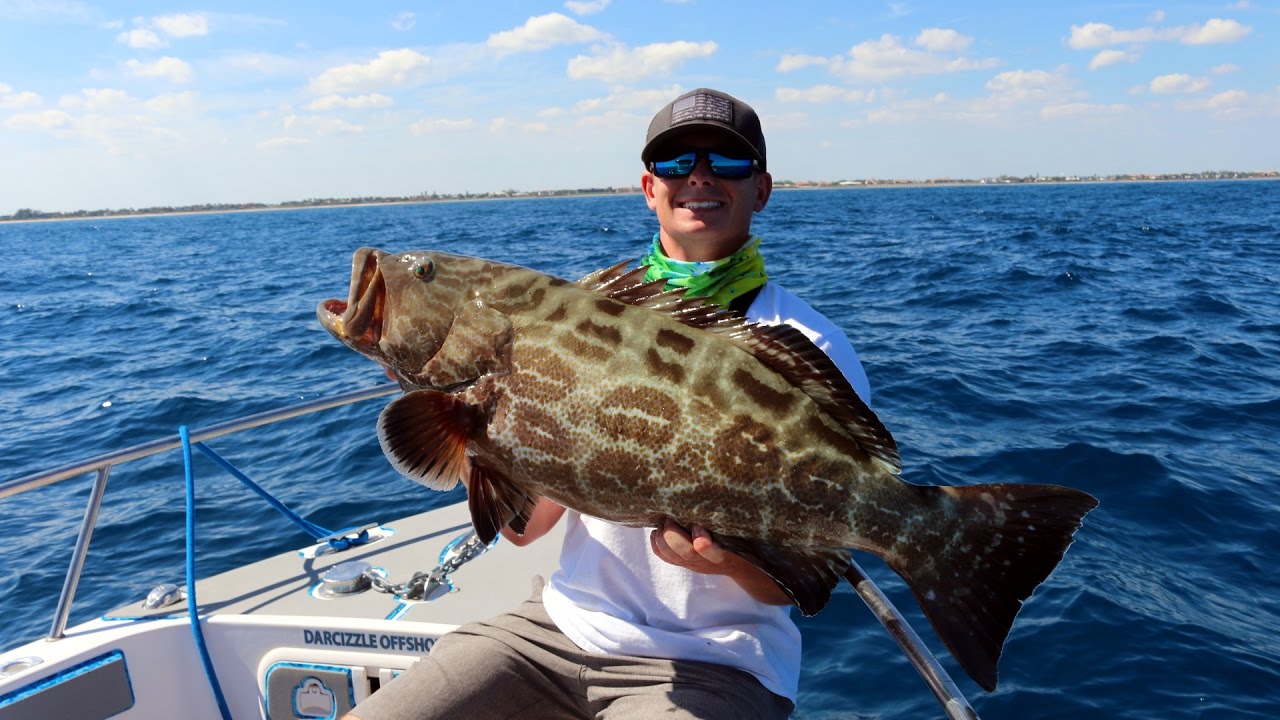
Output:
[641, 88, 766, 171]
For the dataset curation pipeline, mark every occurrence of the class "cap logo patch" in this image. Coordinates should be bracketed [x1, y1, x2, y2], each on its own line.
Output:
[671, 92, 733, 126]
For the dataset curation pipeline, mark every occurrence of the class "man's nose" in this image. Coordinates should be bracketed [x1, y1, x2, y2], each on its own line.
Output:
[686, 155, 715, 183]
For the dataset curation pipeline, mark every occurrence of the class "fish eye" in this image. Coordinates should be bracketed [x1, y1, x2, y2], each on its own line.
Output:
[411, 260, 435, 282]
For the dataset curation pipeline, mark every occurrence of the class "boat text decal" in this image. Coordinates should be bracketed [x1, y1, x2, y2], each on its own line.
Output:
[302, 629, 434, 653]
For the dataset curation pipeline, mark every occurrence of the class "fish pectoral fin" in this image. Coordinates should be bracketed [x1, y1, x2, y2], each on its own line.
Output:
[420, 301, 514, 388]
[377, 389, 480, 491]
[712, 535, 851, 617]
[466, 460, 537, 545]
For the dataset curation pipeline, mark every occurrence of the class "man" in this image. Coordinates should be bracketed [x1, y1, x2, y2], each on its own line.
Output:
[348, 88, 870, 720]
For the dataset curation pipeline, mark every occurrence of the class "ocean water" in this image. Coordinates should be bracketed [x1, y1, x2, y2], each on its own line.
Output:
[1, 182, 1277, 718]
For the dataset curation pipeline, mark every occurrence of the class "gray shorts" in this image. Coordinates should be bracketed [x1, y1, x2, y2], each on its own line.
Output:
[350, 578, 794, 720]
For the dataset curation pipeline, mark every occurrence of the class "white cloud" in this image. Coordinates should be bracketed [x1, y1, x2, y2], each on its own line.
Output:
[1148, 10, 1166, 24]
[307, 93, 395, 111]
[144, 91, 197, 114]
[125, 57, 193, 84]
[214, 51, 307, 78]
[487, 13, 605, 55]
[1089, 49, 1136, 70]
[308, 49, 433, 94]
[1068, 18, 1251, 49]
[117, 28, 164, 49]
[391, 12, 415, 31]
[1211, 64, 1240, 75]
[1206, 89, 1247, 108]
[777, 54, 829, 73]
[1067, 22, 1159, 49]
[1041, 102, 1129, 120]
[1149, 73, 1210, 94]
[567, 41, 716, 82]
[565, 0, 610, 15]
[77, 88, 132, 112]
[257, 137, 310, 151]
[314, 118, 364, 136]
[1173, 88, 1253, 117]
[572, 85, 682, 113]
[977, 68, 1086, 113]
[0, 89, 42, 110]
[154, 13, 208, 38]
[829, 34, 998, 81]
[914, 28, 972, 53]
[489, 117, 549, 134]
[5, 109, 72, 131]
[408, 118, 475, 135]
[775, 85, 875, 104]
[1180, 18, 1251, 45]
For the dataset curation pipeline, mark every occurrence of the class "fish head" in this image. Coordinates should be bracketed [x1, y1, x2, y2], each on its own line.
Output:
[317, 247, 467, 382]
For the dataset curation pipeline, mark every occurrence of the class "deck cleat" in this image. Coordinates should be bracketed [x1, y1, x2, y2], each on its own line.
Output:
[142, 583, 186, 610]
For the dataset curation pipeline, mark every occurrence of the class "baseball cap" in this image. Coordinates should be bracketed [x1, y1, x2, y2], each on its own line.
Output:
[641, 88, 766, 171]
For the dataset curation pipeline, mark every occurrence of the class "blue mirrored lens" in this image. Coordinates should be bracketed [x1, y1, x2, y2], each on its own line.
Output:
[652, 151, 754, 179]
[707, 153, 755, 178]
[652, 153, 698, 177]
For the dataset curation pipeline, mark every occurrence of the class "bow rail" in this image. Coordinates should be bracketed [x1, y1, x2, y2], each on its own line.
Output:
[0, 383, 400, 641]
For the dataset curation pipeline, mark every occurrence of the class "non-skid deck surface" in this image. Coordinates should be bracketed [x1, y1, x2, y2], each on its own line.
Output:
[107, 501, 564, 626]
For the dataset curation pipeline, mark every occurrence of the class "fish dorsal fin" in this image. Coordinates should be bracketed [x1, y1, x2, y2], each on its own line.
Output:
[577, 263, 900, 472]
[576, 259, 649, 294]
[730, 321, 900, 473]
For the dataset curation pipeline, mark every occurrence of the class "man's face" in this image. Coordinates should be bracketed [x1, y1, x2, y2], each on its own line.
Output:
[641, 131, 772, 262]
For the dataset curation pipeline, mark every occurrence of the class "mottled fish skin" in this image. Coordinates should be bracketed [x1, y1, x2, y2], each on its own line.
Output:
[340, 249, 902, 549]
[317, 247, 1099, 692]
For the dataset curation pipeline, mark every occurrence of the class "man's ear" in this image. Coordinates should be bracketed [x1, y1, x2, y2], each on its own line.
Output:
[753, 171, 773, 212]
[641, 172, 659, 210]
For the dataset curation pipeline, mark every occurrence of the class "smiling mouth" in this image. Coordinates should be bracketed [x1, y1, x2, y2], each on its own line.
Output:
[317, 248, 386, 350]
[679, 201, 723, 210]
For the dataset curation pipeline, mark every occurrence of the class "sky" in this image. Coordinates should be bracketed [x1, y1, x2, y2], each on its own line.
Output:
[1, 1, 1277, 214]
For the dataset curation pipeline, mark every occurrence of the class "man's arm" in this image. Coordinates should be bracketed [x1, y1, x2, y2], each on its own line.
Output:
[650, 520, 791, 605]
[500, 497, 566, 546]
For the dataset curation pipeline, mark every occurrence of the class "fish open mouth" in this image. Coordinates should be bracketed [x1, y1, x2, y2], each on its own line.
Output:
[317, 247, 387, 353]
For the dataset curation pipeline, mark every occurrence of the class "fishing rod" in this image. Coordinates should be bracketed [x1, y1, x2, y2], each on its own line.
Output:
[843, 560, 980, 720]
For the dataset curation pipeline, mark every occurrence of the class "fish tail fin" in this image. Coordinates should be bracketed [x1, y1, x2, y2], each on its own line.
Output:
[882, 483, 1098, 691]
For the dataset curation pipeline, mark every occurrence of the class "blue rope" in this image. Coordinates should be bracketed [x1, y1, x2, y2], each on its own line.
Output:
[192, 443, 332, 539]
[180, 426, 234, 720]
[191, 442, 371, 551]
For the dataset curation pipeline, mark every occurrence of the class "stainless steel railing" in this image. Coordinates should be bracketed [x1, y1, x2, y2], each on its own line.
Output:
[0, 383, 400, 641]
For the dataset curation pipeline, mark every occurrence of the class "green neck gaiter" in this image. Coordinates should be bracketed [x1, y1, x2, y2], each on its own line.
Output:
[639, 234, 768, 308]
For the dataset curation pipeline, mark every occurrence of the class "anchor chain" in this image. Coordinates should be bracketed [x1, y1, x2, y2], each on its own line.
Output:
[362, 530, 496, 601]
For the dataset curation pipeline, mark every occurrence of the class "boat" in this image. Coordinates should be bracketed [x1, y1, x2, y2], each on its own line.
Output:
[0, 385, 977, 720]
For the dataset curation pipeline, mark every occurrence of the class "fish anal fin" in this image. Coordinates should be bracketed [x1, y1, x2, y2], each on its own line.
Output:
[886, 483, 1099, 691]
[377, 389, 479, 490]
[466, 460, 536, 545]
[712, 534, 851, 617]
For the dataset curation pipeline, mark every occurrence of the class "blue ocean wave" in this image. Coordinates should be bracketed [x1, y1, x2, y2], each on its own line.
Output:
[2, 181, 1278, 717]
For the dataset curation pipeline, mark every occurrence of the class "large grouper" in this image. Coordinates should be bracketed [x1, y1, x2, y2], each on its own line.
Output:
[317, 247, 1098, 691]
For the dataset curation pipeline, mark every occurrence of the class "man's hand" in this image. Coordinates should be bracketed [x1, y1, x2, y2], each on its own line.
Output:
[649, 520, 791, 605]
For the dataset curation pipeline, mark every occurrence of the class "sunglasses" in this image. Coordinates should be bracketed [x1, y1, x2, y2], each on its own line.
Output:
[649, 151, 757, 180]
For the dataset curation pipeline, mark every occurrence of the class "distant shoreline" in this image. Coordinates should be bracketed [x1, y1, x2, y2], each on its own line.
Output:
[3, 173, 1276, 225]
